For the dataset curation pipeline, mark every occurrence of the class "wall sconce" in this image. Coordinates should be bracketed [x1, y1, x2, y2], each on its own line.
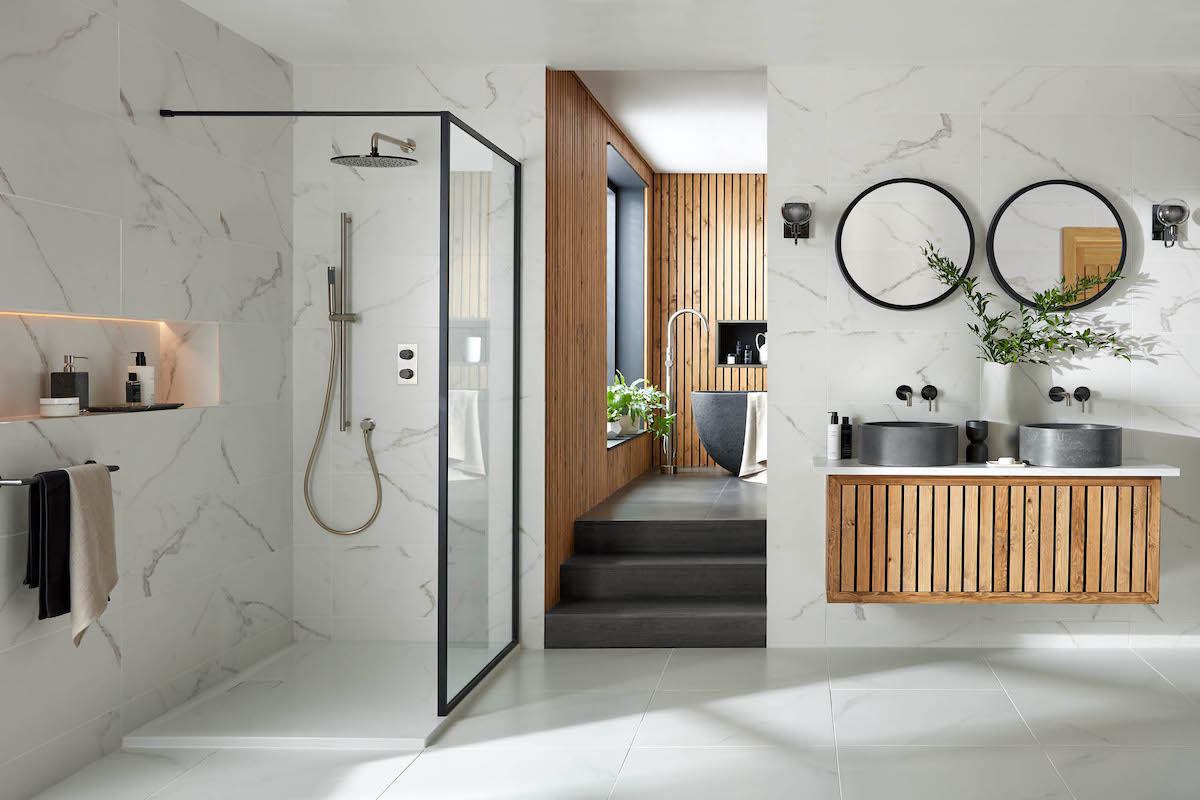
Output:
[782, 201, 812, 244]
[1153, 199, 1190, 247]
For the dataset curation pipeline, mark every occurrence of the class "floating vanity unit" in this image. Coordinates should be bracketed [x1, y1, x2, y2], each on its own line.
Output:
[814, 458, 1179, 605]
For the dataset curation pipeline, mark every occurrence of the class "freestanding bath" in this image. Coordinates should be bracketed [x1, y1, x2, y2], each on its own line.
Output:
[690, 390, 751, 475]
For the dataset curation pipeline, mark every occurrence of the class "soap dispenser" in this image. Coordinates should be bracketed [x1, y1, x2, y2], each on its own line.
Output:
[128, 351, 155, 405]
[50, 355, 89, 410]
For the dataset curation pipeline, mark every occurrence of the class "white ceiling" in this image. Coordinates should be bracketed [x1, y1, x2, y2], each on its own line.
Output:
[578, 71, 766, 173]
[184, 0, 1200, 68]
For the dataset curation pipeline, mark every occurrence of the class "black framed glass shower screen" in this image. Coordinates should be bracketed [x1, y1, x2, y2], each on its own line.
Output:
[438, 114, 521, 715]
[153, 108, 521, 718]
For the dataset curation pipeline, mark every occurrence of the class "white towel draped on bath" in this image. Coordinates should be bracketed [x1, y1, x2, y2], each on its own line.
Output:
[448, 389, 486, 480]
[64, 463, 116, 646]
[739, 392, 768, 483]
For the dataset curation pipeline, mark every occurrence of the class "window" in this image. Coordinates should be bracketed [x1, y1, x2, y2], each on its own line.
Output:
[605, 144, 647, 386]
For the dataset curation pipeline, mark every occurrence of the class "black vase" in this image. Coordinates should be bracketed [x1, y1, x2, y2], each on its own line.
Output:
[965, 420, 989, 464]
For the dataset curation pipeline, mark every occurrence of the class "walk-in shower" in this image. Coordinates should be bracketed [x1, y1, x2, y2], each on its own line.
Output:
[127, 110, 521, 749]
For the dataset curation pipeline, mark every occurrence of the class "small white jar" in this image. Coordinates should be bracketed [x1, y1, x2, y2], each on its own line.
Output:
[40, 397, 80, 417]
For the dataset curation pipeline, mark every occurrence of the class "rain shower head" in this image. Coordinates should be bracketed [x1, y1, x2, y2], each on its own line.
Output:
[331, 131, 417, 168]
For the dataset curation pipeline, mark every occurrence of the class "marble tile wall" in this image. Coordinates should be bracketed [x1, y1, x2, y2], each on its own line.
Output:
[0, 1, 294, 796]
[767, 65, 1200, 648]
[290, 66, 546, 647]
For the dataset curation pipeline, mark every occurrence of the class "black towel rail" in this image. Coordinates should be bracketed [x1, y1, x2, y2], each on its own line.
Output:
[0, 462, 119, 487]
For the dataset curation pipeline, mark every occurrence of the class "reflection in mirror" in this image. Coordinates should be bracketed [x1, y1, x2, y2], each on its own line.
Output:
[987, 180, 1125, 309]
[836, 179, 974, 310]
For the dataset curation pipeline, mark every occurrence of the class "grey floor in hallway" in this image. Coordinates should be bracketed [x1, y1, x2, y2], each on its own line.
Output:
[577, 469, 766, 522]
[36, 646, 1200, 799]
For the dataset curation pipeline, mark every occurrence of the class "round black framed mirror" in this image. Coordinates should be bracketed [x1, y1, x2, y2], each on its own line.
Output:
[835, 178, 975, 311]
[986, 180, 1126, 310]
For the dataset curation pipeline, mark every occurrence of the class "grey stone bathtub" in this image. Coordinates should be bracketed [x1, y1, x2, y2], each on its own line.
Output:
[690, 390, 754, 475]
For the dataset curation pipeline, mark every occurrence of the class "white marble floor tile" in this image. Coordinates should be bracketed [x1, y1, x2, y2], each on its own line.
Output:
[33, 749, 213, 800]
[1007, 686, 1200, 746]
[985, 648, 1174, 692]
[656, 648, 828, 691]
[633, 686, 834, 748]
[1133, 649, 1200, 701]
[610, 746, 841, 800]
[1047, 747, 1200, 800]
[148, 749, 417, 800]
[838, 747, 1072, 800]
[828, 647, 1000, 691]
[432, 690, 652, 749]
[380, 747, 627, 799]
[831, 690, 1035, 746]
[485, 648, 671, 695]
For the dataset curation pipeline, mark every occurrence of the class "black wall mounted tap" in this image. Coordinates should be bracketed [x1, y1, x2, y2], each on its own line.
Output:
[920, 384, 938, 411]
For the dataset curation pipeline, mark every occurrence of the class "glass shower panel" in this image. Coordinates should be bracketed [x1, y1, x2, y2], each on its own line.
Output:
[441, 121, 517, 708]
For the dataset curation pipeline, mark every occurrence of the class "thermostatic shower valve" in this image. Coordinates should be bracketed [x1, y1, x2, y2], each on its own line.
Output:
[397, 343, 418, 385]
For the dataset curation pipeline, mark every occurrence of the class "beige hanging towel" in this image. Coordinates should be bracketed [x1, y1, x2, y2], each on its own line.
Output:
[64, 463, 116, 646]
[739, 392, 768, 484]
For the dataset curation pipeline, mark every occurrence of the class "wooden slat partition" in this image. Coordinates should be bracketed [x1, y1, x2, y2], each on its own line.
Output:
[825, 476, 1162, 604]
[545, 70, 655, 609]
[647, 172, 767, 467]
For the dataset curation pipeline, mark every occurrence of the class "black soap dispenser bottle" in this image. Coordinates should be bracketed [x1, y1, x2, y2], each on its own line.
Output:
[840, 415, 853, 459]
[50, 354, 89, 410]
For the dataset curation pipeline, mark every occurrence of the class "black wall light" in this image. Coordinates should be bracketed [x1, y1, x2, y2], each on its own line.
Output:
[782, 201, 812, 243]
[1153, 199, 1190, 247]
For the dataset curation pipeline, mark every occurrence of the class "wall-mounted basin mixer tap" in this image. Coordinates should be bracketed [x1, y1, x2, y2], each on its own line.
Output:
[1073, 386, 1091, 413]
[920, 385, 938, 411]
[1049, 386, 1070, 405]
[896, 385, 914, 407]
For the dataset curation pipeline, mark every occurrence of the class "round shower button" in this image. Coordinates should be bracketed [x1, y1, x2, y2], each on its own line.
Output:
[399, 369, 414, 380]
[399, 349, 414, 360]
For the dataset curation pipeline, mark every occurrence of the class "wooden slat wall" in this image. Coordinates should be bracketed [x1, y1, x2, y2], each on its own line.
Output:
[825, 476, 1162, 604]
[545, 70, 655, 610]
[647, 173, 767, 468]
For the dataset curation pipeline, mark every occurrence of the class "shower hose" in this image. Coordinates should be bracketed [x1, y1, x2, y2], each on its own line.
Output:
[302, 319, 383, 535]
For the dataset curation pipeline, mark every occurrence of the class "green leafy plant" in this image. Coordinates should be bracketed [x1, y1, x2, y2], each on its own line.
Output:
[606, 371, 675, 439]
[922, 242, 1129, 365]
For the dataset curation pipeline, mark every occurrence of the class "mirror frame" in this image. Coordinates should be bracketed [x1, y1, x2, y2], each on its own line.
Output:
[835, 177, 975, 311]
[985, 179, 1126, 311]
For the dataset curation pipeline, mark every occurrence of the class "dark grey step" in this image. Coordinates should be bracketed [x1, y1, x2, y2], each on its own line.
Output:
[573, 519, 765, 555]
[561, 554, 765, 601]
[545, 599, 765, 648]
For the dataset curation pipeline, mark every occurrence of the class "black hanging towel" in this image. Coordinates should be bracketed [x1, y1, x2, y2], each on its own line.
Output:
[23, 471, 72, 619]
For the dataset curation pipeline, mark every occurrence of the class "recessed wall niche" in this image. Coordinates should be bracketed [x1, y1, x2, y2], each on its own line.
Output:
[0, 312, 219, 420]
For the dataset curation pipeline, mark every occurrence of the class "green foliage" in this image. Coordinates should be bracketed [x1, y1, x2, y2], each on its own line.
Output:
[606, 371, 675, 439]
[922, 242, 1129, 366]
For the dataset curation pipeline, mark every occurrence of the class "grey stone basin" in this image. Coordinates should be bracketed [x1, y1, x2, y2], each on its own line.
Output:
[858, 421, 959, 467]
[1019, 423, 1122, 468]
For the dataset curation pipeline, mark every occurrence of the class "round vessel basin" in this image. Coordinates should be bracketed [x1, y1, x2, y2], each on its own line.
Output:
[1019, 423, 1122, 468]
[858, 421, 959, 467]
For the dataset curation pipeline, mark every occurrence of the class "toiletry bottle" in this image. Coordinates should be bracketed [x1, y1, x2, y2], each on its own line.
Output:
[50, 354, 89, 410]
[826, 411, 841, 460]
[840, 416, 853, 459]
[125, 372, 143, 406]
[129, 351, 155, 405]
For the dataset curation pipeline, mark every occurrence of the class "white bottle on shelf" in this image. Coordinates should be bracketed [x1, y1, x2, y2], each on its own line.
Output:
[826, 411, 841, 460]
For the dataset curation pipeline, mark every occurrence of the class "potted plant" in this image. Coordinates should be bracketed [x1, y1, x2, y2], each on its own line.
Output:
[922, 242, 1129, 457]
[606, 371, 675, 440]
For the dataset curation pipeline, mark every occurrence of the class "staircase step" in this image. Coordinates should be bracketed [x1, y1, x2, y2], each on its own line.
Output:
[573, 519, 765, 555]
[561, 553, 765, 601]
[545, 599, 766, 648]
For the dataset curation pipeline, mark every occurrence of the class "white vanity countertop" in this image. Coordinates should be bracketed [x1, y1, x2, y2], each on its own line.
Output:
[811, 457, 1180, 477]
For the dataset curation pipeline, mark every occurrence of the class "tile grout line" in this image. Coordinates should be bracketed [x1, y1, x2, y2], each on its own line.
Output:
[981, 653, 1079, 800]
[606, 648, 675, 799]
[1129, 648, 1195, 703]
[827, 648, 846, 800]
[145, 749, 221, 799]
[372, 750, 425, 800]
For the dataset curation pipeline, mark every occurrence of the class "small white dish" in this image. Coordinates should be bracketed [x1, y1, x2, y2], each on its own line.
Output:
[986, 459, 1026, 468]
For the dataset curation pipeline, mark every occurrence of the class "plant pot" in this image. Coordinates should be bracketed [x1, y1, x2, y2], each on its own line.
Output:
[607, 420, 622, 439]
[979, 361, 1047, 459]
[618, 414, 638, 435]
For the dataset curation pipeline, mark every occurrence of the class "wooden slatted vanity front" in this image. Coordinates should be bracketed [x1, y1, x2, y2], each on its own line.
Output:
[817, 461, 1179, 604]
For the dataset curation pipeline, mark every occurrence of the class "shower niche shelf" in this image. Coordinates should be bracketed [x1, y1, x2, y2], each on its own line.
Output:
[0, 311, 220, 423]
[715, 320, 767, 367]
